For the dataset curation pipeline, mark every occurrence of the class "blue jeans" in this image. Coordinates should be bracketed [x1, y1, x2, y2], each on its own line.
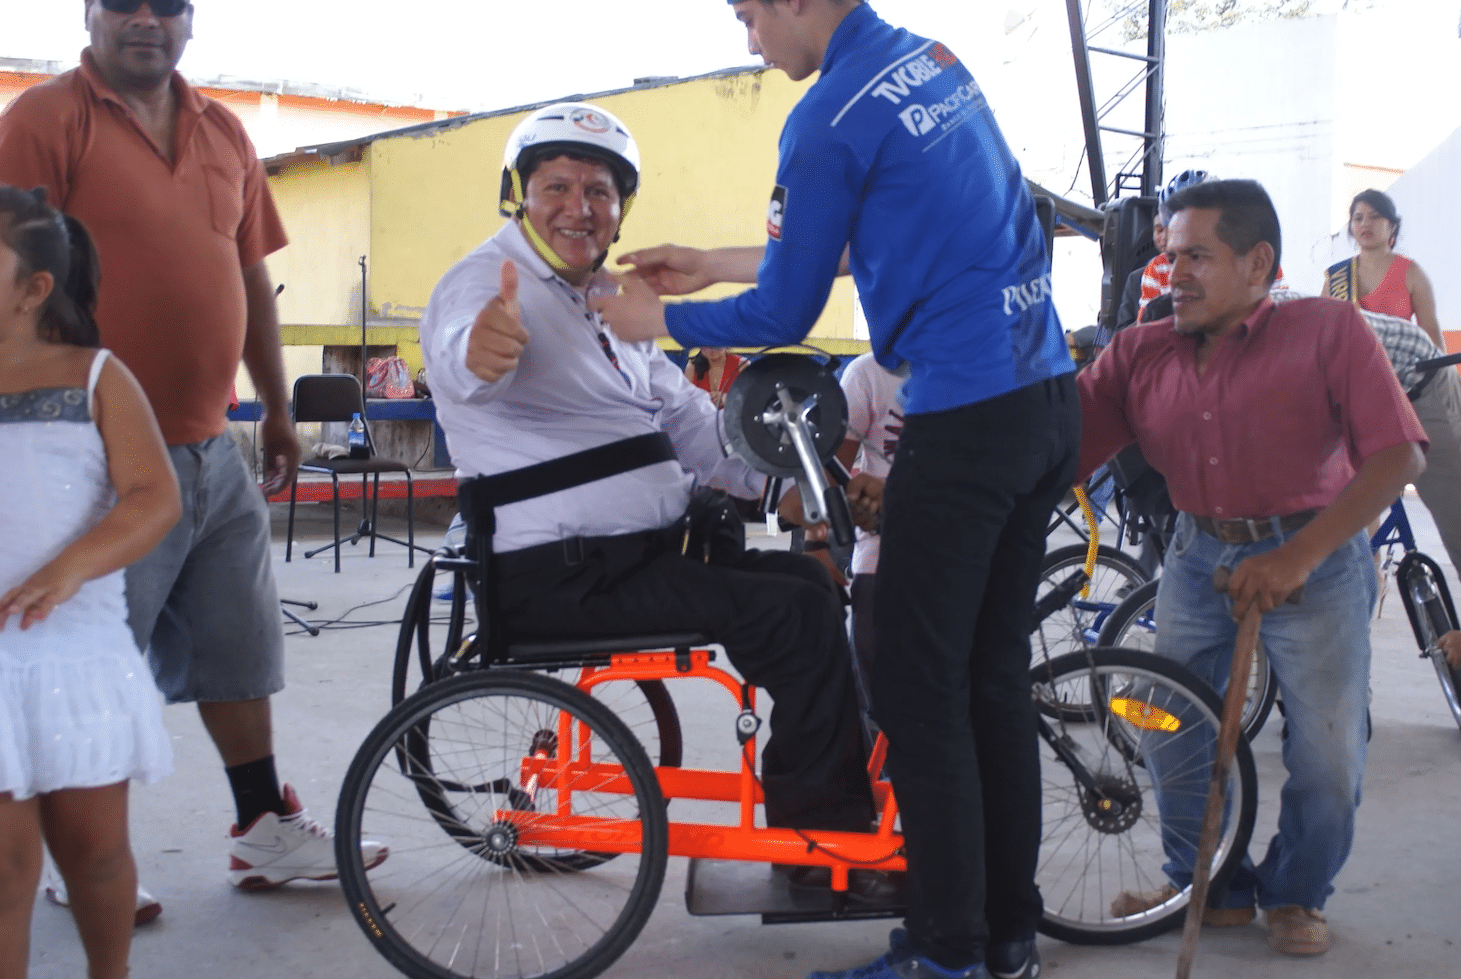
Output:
[1150, 512, 1375, 911]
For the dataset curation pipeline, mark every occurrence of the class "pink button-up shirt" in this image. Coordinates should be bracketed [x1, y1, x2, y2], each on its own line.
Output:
[1078, 296, 1426, 520]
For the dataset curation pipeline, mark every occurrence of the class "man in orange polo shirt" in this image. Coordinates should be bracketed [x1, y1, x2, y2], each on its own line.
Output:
[0, 0, 385, 919]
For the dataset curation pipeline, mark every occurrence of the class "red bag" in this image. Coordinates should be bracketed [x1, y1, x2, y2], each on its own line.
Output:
[365, 356, 414, 399]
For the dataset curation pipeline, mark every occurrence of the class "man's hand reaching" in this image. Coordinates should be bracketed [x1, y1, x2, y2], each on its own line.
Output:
[467, 260, 529, 383]
[617, 245, 713, 296]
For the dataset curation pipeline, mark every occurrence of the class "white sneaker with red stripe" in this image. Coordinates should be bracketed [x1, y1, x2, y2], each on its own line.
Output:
[228, 783, 387, 890]
[44, 870, 162, 927]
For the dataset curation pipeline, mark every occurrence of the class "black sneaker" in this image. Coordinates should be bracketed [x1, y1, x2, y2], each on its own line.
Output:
[986, 939, 1040, 979]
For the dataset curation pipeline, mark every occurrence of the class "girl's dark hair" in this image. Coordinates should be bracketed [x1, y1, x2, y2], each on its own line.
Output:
[0, 185, 101, 347]
[691, 351, 710, 380]
[1349, 188, 1401, 248]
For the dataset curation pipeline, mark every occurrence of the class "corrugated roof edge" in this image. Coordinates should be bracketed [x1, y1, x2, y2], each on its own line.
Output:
[263, 65, 770, 170]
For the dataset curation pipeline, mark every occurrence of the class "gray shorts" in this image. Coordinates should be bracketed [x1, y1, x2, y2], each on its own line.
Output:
[126, 432, 285, 704]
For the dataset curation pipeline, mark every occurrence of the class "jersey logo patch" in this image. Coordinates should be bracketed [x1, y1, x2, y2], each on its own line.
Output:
[767, 185, 787, 241]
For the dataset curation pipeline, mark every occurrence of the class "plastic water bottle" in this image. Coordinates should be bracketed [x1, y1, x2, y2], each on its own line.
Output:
[348, 412, 368, 458]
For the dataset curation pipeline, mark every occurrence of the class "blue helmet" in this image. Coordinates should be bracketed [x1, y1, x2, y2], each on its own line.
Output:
[1160, 169, 1211, 206]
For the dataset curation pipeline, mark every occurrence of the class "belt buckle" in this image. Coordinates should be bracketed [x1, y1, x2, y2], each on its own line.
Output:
[562, 536, 585, 565]
[1244, 518, 1262, 542]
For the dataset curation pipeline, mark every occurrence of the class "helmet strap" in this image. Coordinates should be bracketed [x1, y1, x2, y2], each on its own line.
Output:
[518, 212, 611, 277]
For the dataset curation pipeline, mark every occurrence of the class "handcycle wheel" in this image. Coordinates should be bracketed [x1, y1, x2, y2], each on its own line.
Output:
[1096, 578, 1279, 741]
[1034, 647, 1257, 945]
[390, 555, 685, 768]
[1398, 552, 1461, 732]
[336, 670, 668, 979]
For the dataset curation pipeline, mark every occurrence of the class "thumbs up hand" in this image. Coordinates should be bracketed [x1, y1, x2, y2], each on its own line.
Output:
[466, 260, 530, 383]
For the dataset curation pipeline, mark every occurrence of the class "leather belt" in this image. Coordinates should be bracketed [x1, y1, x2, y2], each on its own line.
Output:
[1191, 509, 1318, 544]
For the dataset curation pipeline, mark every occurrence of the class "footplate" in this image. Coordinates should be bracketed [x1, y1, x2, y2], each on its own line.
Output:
[685, 858, 906, 924]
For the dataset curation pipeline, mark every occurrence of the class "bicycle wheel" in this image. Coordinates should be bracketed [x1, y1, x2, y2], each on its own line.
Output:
[336, 671, 669, 979]
[1034, 647, 1257, 945]
[1033, 545, 1149, 666]
[1096, 579, 1278, 740]
[1399, 553, 1461, 732]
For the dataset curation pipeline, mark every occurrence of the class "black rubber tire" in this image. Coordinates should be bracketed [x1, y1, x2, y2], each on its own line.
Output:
[1399, 554, 1461, 733]
[1096, 578, 1278, 741]
[336, 670, 668, 979]
[1034, 647, 1258, 946]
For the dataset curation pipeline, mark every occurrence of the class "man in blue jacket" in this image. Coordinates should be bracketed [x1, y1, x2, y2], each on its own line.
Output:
[593, 4, 1077, 977]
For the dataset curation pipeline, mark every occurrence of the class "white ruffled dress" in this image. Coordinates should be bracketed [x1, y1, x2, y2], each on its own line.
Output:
[0, 350, 172, 800]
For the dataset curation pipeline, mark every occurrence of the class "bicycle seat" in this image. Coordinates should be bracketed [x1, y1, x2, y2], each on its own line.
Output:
[503, 632, 711, 662]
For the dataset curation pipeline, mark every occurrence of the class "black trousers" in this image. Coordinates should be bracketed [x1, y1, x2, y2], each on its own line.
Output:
[873, 374, 1080, 968]
[494, 538, 874, 832]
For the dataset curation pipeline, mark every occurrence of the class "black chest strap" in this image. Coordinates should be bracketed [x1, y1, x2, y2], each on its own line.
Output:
[458, 431, 677, 528]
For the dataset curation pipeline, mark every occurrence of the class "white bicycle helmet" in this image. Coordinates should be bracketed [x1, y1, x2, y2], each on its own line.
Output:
[1159, 169, 1211, 207]
[498, 102, 641, 273]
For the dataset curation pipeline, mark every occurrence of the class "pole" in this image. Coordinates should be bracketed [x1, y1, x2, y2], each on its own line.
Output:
[359, 255, 369, 394]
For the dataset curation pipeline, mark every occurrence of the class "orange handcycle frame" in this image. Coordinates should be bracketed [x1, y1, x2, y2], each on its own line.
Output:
[503, 647, 906, 892]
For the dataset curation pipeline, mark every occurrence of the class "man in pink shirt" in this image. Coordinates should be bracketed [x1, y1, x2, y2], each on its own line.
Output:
[1078, 179, 1426, 957]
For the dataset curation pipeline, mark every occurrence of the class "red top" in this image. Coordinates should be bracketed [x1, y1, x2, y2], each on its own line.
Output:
[1078, 296, 1426, 519]
[1357, 255, 1414, 321]
[690, 352, 744, 395]
[0, 50, 288, 445]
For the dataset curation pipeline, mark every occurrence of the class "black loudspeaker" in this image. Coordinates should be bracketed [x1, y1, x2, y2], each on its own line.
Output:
[1099, 196, 1159, 332]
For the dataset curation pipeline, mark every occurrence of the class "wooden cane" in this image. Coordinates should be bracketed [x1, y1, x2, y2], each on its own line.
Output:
[1175, 566, 1303, 979]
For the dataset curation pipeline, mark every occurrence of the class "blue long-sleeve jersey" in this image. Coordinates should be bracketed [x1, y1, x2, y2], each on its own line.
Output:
[665, 4, 1074, 416]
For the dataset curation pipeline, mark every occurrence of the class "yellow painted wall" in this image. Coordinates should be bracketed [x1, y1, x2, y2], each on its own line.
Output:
[268, 158, 373, 326]
[363, 69, 858, 341]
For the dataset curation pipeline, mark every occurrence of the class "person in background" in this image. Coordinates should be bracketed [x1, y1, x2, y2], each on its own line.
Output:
[1325, 190, 1459, 572]
[0, 0, 385, 918]
[0, 187, 178, 979]
[685, 346, 744, 408]
[1326, 189, 1444, 347]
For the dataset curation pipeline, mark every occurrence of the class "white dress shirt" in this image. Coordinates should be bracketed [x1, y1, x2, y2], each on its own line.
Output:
[420, 222, 764, 552]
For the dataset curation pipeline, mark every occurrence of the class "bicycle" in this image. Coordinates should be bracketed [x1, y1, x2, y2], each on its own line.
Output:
[336, 355, 1257, 979]
[1098, 496, 1461, 737]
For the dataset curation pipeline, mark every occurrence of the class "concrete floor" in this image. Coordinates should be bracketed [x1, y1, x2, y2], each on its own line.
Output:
[23, 496, 1461, 979]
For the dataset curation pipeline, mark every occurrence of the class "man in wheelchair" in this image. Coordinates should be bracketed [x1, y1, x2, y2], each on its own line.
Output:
[417, 103, 878, 876]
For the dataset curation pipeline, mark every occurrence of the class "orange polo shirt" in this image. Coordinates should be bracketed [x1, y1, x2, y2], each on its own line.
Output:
[0, 50, 287, 445]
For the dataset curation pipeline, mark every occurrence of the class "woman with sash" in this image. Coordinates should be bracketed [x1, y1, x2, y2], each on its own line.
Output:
[1326, 189, 1444, 346]
[1326, 189, 1461, 574]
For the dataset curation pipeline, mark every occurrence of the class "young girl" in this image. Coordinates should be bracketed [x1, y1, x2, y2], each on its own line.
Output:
[0, 187, 180, 979]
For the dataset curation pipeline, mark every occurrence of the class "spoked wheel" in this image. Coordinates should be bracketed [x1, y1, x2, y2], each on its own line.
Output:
[1033, 545, 1149, 665]
[1398, 552, 1461, 733]
[1096, 578, 1279, 741]
[336, 671, 668, 979]
[1034, 647, 1257, 945]
[1032, 545, 1149, 721]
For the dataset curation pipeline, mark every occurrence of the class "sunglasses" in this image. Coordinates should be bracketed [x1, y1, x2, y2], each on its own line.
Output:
[99, 0, 191, 16]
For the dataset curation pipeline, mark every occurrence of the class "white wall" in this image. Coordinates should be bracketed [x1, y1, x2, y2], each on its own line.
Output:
[1358, 126, 1461, 334]
[1163, 16, 1340, 294]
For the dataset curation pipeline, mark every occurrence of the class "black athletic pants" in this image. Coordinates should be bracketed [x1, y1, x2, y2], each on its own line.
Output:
[873, 374, 1080, 968]
[495, 537, 874, 832]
